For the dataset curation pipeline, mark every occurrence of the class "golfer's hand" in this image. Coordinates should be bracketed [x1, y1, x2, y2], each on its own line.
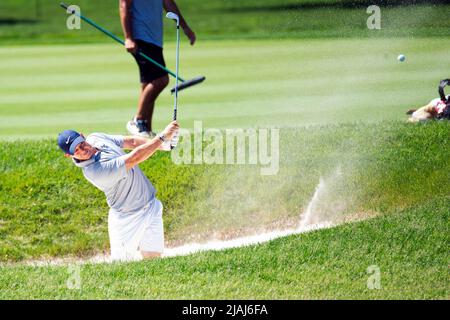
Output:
[125, 38, 137, 54]
[183, 27, 196, 45]
[161, 121, 180, 141]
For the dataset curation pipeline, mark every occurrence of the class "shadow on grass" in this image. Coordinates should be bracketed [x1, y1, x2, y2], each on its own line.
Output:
[222, 0, 450, 13]
[0, 18, 37, 25]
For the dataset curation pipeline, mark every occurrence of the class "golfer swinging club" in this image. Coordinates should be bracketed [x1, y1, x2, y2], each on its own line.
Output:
[120, 0, 196, 138]
[57, 121, 179, 261]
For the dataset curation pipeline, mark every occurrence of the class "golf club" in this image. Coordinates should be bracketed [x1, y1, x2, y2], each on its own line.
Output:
[59, 2, 205, 93]
[166, 12, 180, 121]
[166, 12, 179, 25]
[166, 12, 180, 149]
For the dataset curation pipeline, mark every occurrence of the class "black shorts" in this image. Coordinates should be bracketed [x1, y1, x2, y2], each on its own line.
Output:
[133, 40, 168, 83]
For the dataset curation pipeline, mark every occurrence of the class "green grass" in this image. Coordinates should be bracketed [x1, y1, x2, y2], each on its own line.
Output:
[1, 37, 450, 140]
[0, 197, 448, 299]
[1, 0, 449, 300]
[1, 0, 450, 45]
[1, 37, 449, 298]
[1, 121, 449, 263]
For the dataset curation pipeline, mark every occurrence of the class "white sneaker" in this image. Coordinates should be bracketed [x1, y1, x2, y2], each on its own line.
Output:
[126, 119, 156, 138]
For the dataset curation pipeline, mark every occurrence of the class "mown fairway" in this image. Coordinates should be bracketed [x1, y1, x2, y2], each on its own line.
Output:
[1, 38, 450, 140]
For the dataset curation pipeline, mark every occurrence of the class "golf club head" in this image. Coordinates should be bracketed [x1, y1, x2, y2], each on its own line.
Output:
[171, 76, 206, 94]
[165, 12, 179, 25]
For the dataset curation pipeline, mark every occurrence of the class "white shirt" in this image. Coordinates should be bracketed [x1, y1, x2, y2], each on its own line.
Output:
[73, 133, 156, 213]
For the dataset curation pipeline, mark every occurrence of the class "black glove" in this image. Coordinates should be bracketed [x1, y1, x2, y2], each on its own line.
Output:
[438, 79, 450, 102]
[437, 104, 450, 120]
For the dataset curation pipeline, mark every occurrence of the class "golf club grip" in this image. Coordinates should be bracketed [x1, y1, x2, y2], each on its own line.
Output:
[61, 2, 124, 46]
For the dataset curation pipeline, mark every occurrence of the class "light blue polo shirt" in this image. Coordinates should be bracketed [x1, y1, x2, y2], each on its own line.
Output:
[73, 133, 156, 213]
[131, 0, 164, 47]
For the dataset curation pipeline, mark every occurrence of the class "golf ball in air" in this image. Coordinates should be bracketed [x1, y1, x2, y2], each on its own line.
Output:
[398, 54, 406, 62]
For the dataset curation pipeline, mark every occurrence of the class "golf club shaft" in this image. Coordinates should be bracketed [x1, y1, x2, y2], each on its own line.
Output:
[173, 24, 180, 121]
[59, 2, 185, 82]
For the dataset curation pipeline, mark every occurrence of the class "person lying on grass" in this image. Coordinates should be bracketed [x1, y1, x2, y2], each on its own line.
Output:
[407, 79, 450, 122]
[57, 120, 179, 261]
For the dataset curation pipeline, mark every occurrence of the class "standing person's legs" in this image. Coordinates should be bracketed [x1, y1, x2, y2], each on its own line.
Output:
[128, 41, 169, 136]
[137, 75, 169, 132]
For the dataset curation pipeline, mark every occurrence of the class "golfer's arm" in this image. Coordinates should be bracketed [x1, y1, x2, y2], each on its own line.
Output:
[123, 138, 163, 169]
[122, 136, 149, 150]
[119, 0, 133, 40]
[163, 0, 189, 29]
